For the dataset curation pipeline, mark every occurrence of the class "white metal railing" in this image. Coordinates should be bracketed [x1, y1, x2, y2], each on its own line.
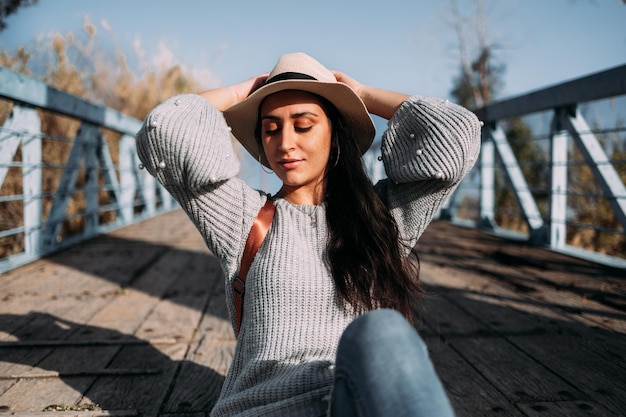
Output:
[2, 64, 625, 272]
[0, 67, 176, 273]
[437, 64, 626, 267]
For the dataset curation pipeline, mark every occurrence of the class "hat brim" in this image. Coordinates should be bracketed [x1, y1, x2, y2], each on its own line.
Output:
[223, 79, 375, 168]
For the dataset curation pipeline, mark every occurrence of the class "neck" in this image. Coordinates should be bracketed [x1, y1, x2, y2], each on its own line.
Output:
[277, 183, 325, 205]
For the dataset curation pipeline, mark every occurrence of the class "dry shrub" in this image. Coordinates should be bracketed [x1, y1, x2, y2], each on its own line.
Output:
[0, 17, 215, 258]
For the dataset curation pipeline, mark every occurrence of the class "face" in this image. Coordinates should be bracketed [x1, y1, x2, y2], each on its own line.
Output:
[259, 90, 333, 199]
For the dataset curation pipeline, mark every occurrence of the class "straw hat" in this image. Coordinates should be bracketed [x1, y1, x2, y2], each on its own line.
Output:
[223, 52, 375, 167]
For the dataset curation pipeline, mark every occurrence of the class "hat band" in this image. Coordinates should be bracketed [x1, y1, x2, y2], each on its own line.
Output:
[266, 72, 317, 84]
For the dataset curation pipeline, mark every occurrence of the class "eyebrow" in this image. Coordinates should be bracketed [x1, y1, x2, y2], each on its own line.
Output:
[261, 111, 320, 121]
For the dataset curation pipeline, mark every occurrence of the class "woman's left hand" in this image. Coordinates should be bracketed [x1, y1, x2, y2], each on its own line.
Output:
[333, 71, 365, 98]
[333, 71, 409, 120]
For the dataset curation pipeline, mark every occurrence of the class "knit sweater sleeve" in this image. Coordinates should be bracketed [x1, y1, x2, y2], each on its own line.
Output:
[376, 96, 481, 248]
[135, 94, 264, 278]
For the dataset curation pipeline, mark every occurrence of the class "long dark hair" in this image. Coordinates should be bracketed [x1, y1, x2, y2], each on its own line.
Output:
[257, 92, 422, 324]
[320, 99, 422, 324]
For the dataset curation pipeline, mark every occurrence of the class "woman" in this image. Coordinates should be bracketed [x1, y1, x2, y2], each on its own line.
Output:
[137, 52, 481, 417]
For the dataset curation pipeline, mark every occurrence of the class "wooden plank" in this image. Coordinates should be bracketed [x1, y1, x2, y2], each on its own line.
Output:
[460, 254, 626, 333]
[0, 263, 116, 319]
[420, 260, 626, 416]
[422, 258, 626, 374]
[0, 247, 155, 346]
[106, 210, 197, 247]
[0, 210, 194, 308]
[0, 211, 212, 416]
[2, 213, 622, 416]
[421, 225, 624, 415]
[422, 285, 626, 415]
[162, 334, 233, 414]
[508, 332, 626, 417]
[517, 400, 613, 417]
[159, 355, 226, 415]
[418, 228, 626, 365]
[50, 241, 167, 291]
[0, 376, 93, 413]
[160, 414, 206, 417]
[147, 249, 230, 415]
[77, 234, 220, 416]
[161, 267, 234, 415]
[0, 347, 53, 379]
[0, 379, 15, 397]
[134, 250, 220, 342]
[0, 209, 203, 346]
[0, 260, 46, 291]
[423, 333, 525, 417]
[80, 343, 184, 417]
[421, 293, 590, 405]
[418, 222, 626, 332]
[66, 254, 206, 414]
[11, 345, 118, 375]
[0, 345, 118, 411]
[81, 241, 196, 336]
[6, 411, 138, 417]
[0, 338, 177, 348]
[3, 369, 160, 378]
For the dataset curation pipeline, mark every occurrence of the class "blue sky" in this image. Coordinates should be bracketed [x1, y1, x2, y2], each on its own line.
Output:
[2, 0, 625, 191]
[2, 0, 625, 99]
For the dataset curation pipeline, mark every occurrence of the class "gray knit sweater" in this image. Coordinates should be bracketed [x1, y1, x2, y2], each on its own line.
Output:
[136, 93, 481, 417]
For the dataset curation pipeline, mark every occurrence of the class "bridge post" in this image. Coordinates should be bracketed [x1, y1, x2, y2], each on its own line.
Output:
[549, 109, 570, 250]
[479, 127, 496, 230]
[0, 105, 43, 258]
[119, 134, 139, 223]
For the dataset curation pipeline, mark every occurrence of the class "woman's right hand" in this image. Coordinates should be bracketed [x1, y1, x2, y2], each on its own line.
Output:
[232, 73, 269, 105]
[199, 73, 268, 112]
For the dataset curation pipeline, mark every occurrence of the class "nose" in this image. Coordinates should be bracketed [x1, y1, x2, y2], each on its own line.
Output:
[277, 128, 296, 152]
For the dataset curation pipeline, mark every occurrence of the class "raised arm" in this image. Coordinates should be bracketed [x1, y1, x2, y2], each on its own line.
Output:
[377, 95, 482, 247]
[135, 87, 267, 284]
[199, 73, 268, 111]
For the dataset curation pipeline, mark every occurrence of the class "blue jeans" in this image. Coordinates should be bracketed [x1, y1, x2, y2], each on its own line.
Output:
[330, 309, 456, 417]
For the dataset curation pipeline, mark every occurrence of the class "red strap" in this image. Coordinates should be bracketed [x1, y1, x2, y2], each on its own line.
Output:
[234, 199, 275, 335]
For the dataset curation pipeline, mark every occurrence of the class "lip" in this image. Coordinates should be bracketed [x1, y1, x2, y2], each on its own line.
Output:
[278, 158, 303, 170]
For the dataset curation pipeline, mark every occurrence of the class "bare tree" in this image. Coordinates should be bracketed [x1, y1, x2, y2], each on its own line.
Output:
[0, 0, 39, 31]
[448, 0, 505, 108]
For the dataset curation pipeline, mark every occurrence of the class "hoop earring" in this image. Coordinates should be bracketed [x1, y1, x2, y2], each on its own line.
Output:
[259, 154, 273, 174]
[332, 144, 341, 168]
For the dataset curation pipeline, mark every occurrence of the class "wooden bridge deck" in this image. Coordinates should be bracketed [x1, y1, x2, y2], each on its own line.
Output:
[0, 210, 624, 417]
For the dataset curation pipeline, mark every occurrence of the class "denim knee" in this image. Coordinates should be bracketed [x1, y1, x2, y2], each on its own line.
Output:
[331, 309, 455, 417]
[337, 308, 428, 365]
